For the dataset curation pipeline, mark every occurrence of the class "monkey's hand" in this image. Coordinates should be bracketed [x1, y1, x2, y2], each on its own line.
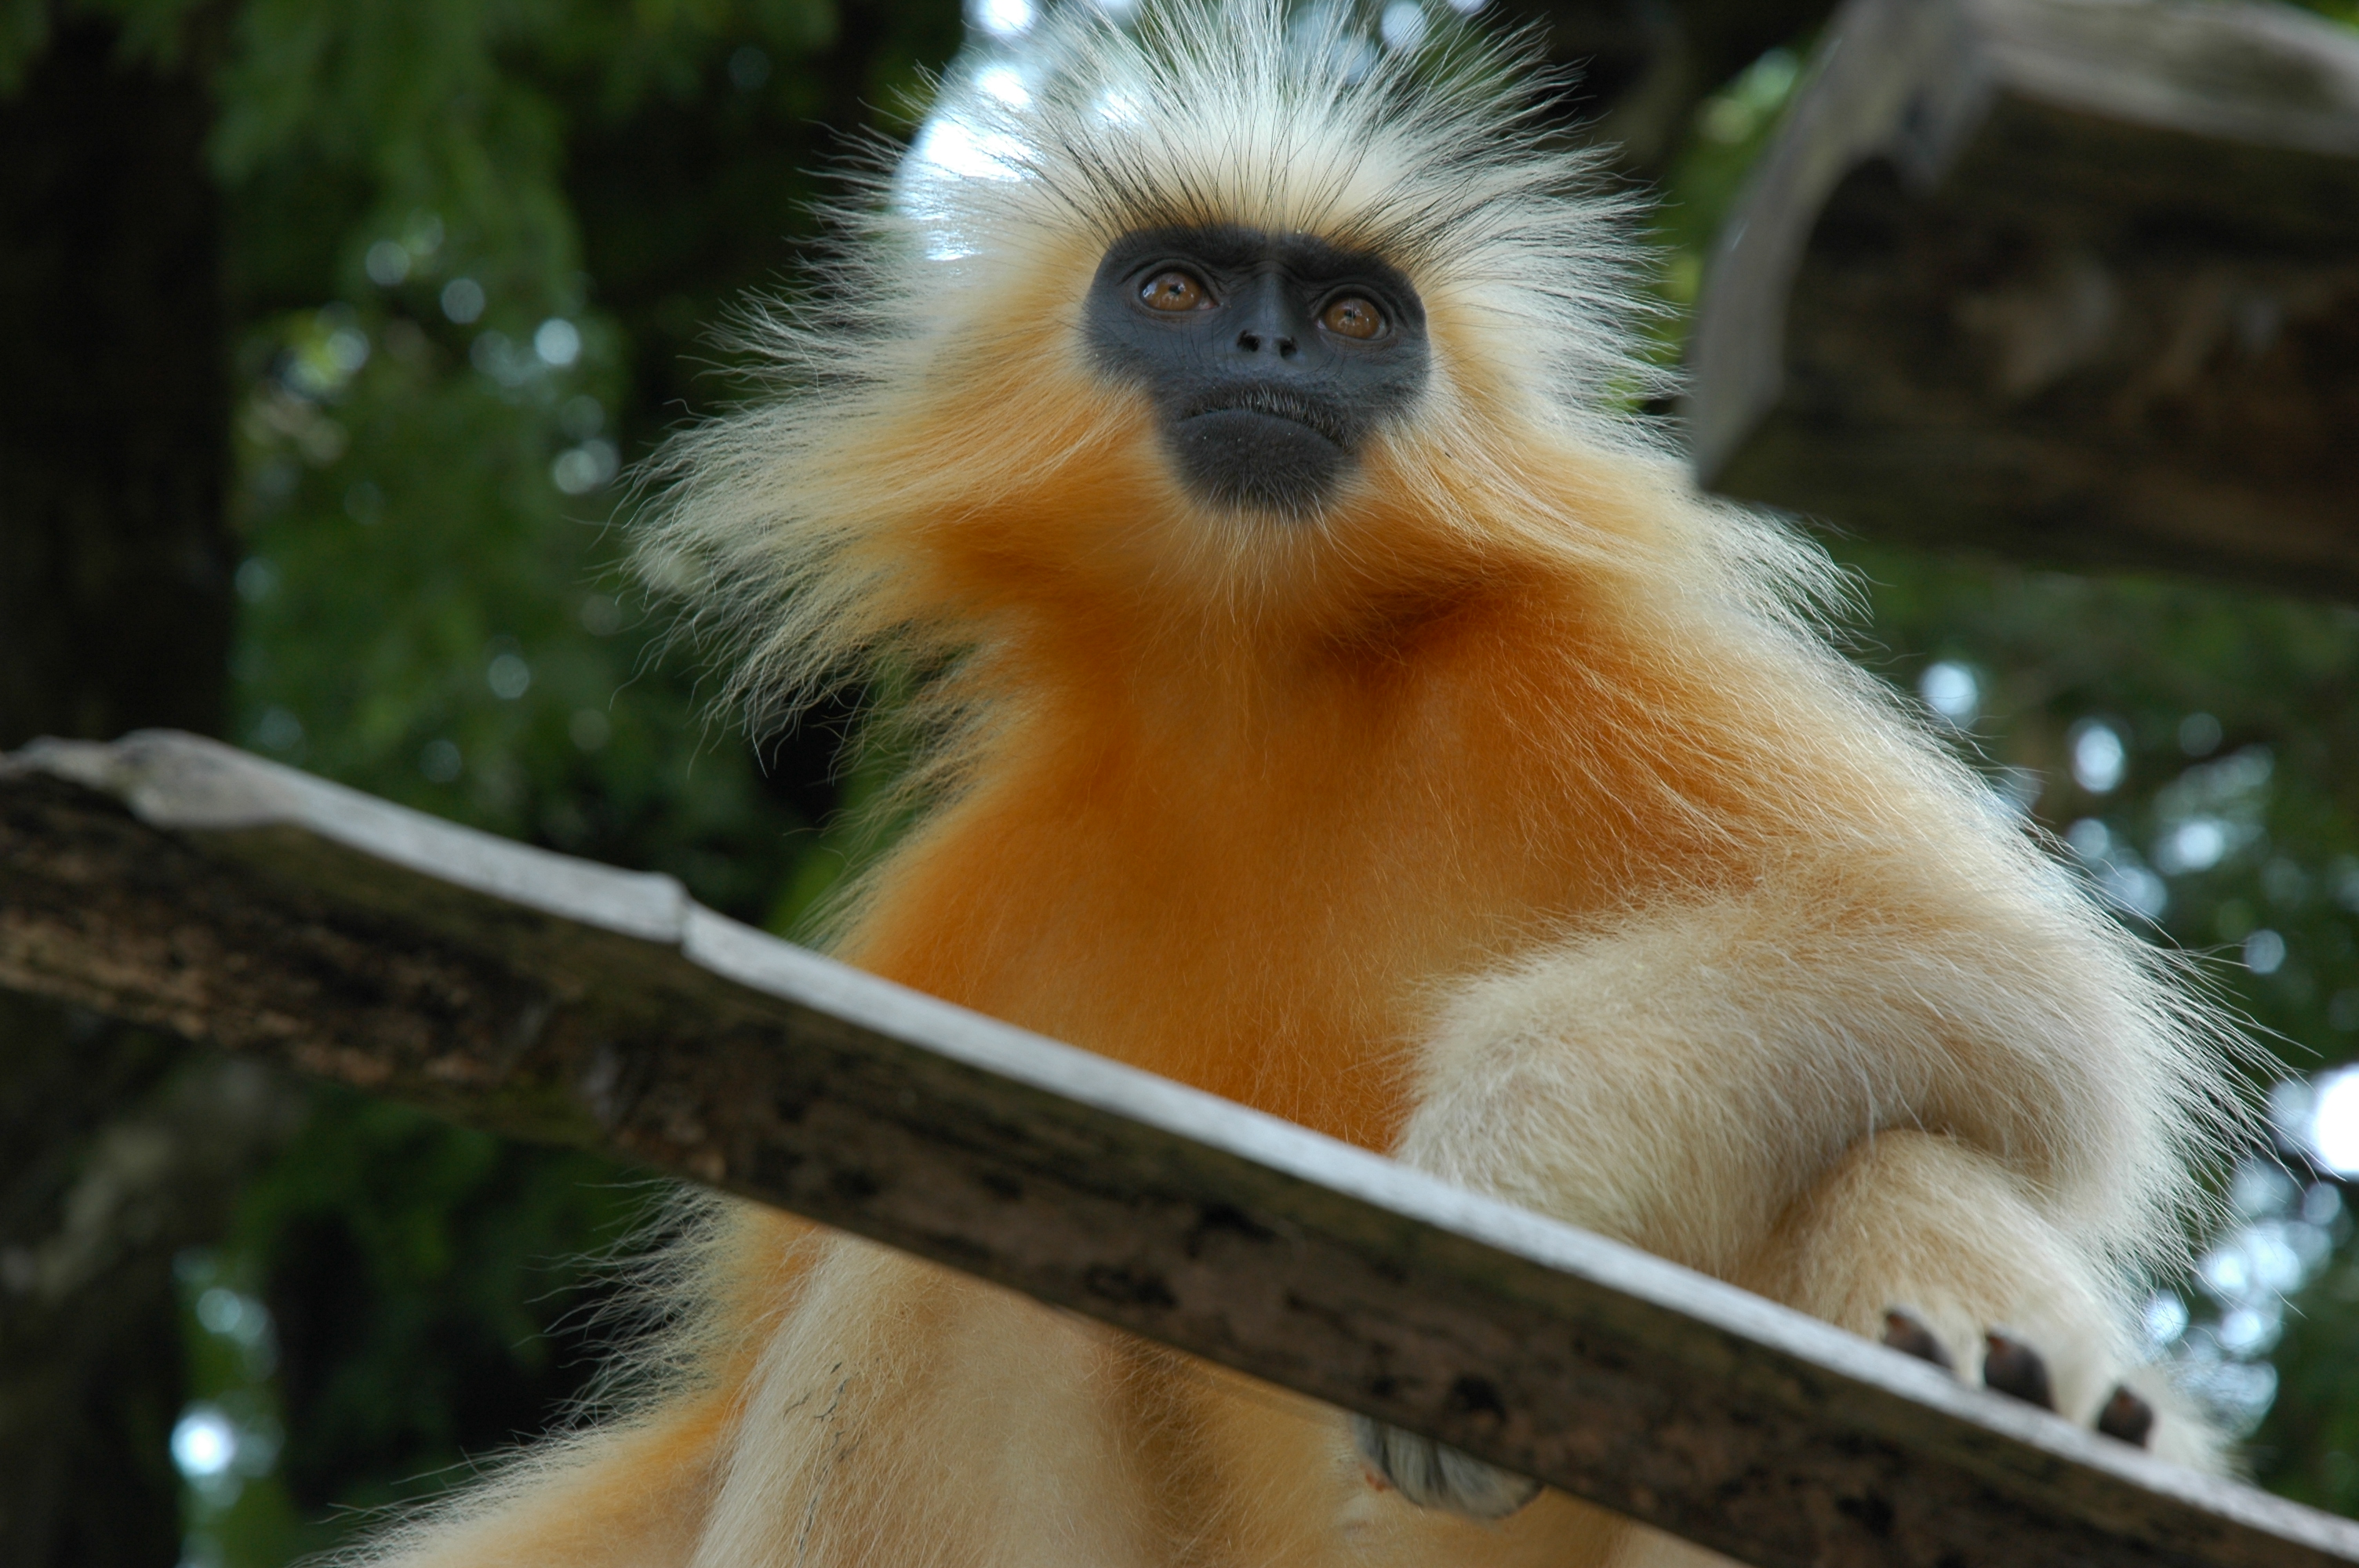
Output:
[1350, 1413, 1541, 1519]
[1881, 1309, 2157, 1447]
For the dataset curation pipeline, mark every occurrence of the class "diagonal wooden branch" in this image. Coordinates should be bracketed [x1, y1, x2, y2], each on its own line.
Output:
[1, 731, 2352, 1568]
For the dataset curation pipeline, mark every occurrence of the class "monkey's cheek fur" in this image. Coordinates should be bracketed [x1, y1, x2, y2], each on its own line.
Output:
[1166, 408, 1352, 516]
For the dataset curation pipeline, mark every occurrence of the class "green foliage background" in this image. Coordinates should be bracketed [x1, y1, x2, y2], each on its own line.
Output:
[6, 0, 2359, 1559]
[7, 0, 967, 1558]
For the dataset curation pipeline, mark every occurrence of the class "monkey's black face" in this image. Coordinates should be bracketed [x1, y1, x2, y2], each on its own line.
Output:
[1085, 225, 1430, 515]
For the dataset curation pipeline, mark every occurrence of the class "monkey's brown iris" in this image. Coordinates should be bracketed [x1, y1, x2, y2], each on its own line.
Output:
[1321, 297, 1383, 339]
[1142, 271, 1210, 310]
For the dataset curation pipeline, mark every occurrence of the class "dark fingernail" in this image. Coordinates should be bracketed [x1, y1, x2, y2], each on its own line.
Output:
[1983, 1331, 2055, 1410]
[1881, 1308, 1955, 1372]
[2097, 1385, 2155, 1447]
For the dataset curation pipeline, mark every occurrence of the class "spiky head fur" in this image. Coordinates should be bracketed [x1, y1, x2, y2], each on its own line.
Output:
[633, 0, 1747, 735]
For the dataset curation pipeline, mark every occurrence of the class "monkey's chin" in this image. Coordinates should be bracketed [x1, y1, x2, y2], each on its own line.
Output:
[1168, 408, 1350, 517]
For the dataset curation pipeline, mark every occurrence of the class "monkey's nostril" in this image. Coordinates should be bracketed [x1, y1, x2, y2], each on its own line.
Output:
[1238, 331, 1262, 351]
[1277, 336, 1299, 358]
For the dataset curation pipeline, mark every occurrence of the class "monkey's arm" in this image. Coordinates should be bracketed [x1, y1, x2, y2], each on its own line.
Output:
[1362, 858, 2219, 1513]
[1399, 858, 2185, 1283]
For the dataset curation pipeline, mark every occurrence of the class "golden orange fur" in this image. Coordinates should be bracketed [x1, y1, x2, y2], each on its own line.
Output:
[354, 5, 2244, 1564]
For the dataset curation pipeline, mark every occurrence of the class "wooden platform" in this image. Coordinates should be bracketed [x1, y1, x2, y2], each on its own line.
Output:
[1687, 0, 2359, 597]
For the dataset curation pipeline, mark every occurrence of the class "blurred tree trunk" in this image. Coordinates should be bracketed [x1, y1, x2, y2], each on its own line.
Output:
[0, 23, 231, 744]
[0, 16, 294, 1568]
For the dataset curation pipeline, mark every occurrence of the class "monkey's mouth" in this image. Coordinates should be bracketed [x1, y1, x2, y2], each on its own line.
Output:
[1174, 384, 1352, 448]
[1164, 385, 1356, 514]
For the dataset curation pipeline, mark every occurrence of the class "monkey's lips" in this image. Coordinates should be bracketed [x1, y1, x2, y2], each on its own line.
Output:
[1167, 387, 1354, 514]
[1175, 385, 1352, 447]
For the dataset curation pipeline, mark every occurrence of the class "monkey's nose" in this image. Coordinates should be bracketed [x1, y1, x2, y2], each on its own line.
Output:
[1235, 328, 1299, 358]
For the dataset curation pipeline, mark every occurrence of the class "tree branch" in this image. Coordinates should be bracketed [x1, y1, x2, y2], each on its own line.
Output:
[2, 731, 2352, 1568]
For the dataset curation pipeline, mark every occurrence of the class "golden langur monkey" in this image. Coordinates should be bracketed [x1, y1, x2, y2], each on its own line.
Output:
[359, 4, 2243, 1563]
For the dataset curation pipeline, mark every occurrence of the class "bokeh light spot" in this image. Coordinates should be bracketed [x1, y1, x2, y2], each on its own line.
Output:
[364, 240, 410, 286]
[552, 439, 619, 495]
[441, 277, 485, 324]
[2070, 719, 2125, 793]
[534, 318, 581, 367]
[254, 708, 304, 753]
[579, 594, 623, 637]
[171, 1406, 237, 1479]
[2310, 1067, 2359, 1175]
[1917, 660, 1978, 724]
[971, 0, 1034, 37]
[2157, 815, 2228, 874]
[488, 653, 533, 700]
[234, 558, 280, 603]
[1379, 2, 1428, 51]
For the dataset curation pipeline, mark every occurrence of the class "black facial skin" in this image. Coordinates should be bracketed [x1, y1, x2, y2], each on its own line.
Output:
[1085, 224, 1430, 515]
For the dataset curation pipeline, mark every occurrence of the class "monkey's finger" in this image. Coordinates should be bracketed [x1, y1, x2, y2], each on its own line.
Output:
[1981, 1330, 2056, 1410]
[1350, 1414, 1540, 1519]
[1881, 1308, 1956, 1372]
[2095, 1385, 2156, 1447]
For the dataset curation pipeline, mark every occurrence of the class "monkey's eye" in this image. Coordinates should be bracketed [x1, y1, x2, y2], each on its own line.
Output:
[1140, 270, 1212, 311]
[1320, 296, 1385, 340]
